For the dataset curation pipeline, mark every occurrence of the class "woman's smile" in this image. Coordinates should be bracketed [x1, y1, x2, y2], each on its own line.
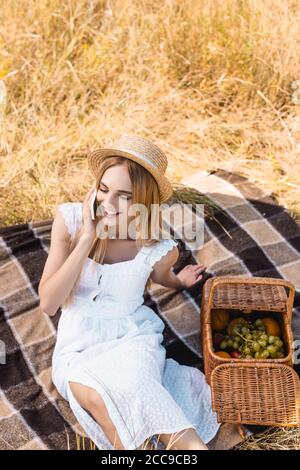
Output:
[103, 208, 120, 218]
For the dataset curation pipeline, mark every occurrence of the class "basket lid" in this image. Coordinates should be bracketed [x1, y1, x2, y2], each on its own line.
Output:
[210, 362, 300, 426]
[212, 283, 287, 311]
[203, 276, 295, 318]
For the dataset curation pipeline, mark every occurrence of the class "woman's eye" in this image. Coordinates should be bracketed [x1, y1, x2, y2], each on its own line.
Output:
[99, 188, 131, 200]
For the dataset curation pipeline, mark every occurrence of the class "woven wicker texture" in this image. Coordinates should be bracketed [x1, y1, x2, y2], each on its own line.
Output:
[201, 276, 300, 426]
[211, 363, 300, 426]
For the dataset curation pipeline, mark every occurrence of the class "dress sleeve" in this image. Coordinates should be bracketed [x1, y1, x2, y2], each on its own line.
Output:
[146, 238, 179, 268]
[56, 202, 82, 237]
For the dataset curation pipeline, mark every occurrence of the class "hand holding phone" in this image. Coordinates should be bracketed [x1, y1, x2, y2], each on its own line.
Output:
[89, 189, 97, 220]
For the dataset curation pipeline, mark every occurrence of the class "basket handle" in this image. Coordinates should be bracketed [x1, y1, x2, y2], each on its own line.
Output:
[205, 276, 295, 322]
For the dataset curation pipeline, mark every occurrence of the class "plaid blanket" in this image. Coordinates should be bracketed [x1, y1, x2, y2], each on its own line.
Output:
[0, 169, 299, 450]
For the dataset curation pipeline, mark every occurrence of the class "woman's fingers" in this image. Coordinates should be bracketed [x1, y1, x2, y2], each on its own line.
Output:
[188, 264, 206, 271]
[85, 187, 94, 199]
[191, 265, 205, 281]
[82, 187, 96, 223]
[84, 186, 96, 204]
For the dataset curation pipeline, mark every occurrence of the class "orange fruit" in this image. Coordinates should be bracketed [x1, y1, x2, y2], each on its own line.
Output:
[215, 351, 231, 358]
[227, 317, 246, 336]
[211, 309, 229, 331]
[261, 318, 281, 337]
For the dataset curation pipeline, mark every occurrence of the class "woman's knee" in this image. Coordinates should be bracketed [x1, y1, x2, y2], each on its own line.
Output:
[68, 381, 106, 411]
[86, 388, 107, 411]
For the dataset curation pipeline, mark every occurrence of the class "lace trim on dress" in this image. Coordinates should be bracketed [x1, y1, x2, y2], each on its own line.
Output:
[146, 239, 178, 268]
[57, 202, 82, 237]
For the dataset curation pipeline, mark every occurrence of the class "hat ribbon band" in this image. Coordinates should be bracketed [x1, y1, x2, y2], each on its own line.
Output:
[116, 147, 158, 170]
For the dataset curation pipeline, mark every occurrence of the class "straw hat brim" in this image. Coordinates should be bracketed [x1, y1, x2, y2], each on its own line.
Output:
[87, 148, 174, 203]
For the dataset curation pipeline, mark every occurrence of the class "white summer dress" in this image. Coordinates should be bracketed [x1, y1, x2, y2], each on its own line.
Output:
[51, 202, 220, 450]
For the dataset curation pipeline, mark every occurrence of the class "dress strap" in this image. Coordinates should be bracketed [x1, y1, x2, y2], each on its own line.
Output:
[141, 238, 179, 268]
[56, 202, 83, 237]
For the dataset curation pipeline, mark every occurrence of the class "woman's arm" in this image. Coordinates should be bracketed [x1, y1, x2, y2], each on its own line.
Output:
[38, 187, 96, 317]
[38, 209, 94, 316]
[150, 246, 206, 291]
[150, 246, 184, 290]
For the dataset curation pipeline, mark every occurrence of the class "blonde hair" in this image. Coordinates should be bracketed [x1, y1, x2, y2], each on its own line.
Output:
[61, 155, 166, 309]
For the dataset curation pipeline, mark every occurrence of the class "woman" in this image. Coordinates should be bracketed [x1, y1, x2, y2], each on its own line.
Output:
[38, 134, 220, 450]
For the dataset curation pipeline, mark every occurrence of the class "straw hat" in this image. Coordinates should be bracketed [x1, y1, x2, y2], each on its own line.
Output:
[87, 135, 174, 203]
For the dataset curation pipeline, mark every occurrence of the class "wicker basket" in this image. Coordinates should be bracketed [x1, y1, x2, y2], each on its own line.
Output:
[201, 276, 300, 426]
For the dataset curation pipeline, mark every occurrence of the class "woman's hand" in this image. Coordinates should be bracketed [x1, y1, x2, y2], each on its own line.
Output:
[176, 263, 207, 289]
[81, 186, 99, 242]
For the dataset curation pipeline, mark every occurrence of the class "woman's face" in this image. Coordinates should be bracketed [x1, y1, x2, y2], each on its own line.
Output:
[96, 163, 135, 237]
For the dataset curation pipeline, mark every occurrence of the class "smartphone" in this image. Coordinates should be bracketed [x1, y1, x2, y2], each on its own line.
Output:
[90, 189, 97, 220]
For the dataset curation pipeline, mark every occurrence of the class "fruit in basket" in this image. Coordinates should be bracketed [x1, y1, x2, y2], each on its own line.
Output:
[220, 340, 228, 350]
[215, 351, 231, 358]
[227, 317, 247, 336]
[214, 316, 285, 360]
[230, 351, 242, 358]
[212, 332, 224, 349]
[211, 309, 230, 331]
[261, 318, 281, 337]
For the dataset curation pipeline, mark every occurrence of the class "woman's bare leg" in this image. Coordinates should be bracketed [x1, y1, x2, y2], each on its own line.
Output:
[69, 381, 125, 450]
[69, 381, 168, 451]
[158, 428, 208, 450]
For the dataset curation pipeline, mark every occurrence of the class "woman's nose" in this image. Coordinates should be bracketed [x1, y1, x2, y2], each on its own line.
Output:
[102, 193, 118, 210]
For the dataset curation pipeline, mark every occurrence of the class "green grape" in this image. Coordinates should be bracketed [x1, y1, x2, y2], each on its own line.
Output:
[233, 341, 239, 350]
[245, 334, 252, 340]
[254, 351, 261, 358]
[274, 339, 283, 348]
[244, 347, 251, 355]
[267, 345, 277, 355]
[260, 334, 268, 341]
[276, 352, 285, 358]
[241, 327, 249, 335]
[252, 342, 260, 352]
[227, 339, 233, 348]
[245, 355, 253, 359]
[261, 349, 270, 359]
[220, 340, 228, 350]
[255, 319, 263, 327]
[258, 339, 267, 348]
[268, 336, 275, 344]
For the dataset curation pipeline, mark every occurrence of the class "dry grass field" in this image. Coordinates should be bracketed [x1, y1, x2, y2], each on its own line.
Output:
[0, 0, 299, 449]
[1, 0, 300, 226]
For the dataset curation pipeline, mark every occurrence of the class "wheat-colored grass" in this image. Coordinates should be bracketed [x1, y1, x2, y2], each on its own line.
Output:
[234, 426, 300, 450]
[69, 430, 190, 451]
[1, 0, 299, 449]
[0, 0, 300, 226]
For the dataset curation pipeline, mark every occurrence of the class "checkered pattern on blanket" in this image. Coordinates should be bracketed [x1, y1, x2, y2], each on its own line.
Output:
[0, 169, 299, 450]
